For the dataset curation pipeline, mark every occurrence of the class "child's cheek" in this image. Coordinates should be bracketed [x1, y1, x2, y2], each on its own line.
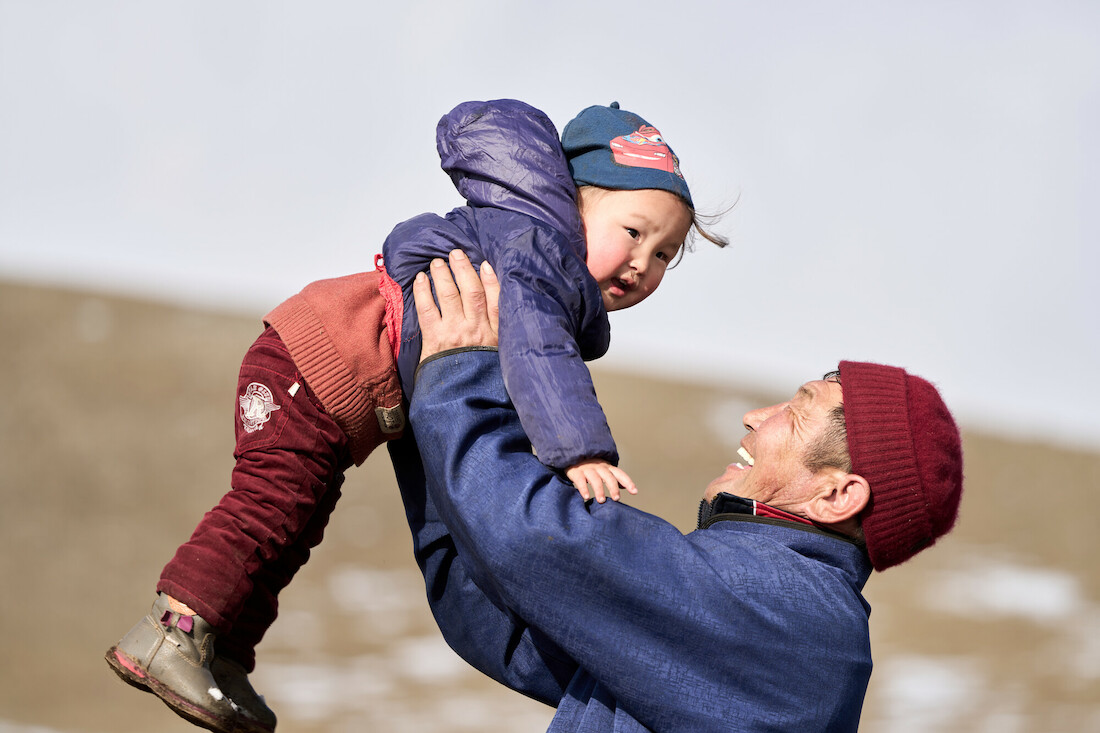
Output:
[647, 271, 666, 295]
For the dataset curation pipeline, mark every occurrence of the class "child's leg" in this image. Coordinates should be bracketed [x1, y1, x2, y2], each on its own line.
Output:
[216, 471, 344, 671]
[107, 327, 353, 733]
[155, 328, 353, 630]
[207, 357, 363, 733]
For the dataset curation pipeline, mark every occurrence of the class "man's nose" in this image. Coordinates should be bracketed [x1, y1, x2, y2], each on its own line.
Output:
[743, 402, 786, 430]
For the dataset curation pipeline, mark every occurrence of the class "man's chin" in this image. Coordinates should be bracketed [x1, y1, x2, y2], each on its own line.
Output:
[706, 466, 753, 502]
[704, 480, 740, 503]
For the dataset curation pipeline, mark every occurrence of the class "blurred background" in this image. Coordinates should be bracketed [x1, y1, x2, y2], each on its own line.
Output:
[2, 2, 1097, 731]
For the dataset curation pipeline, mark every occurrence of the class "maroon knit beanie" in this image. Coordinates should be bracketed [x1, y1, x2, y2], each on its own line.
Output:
[838, 361, 964, 571]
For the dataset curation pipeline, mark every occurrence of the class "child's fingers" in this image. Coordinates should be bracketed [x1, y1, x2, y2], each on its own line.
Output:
[610, 466, 638, 495]
[601, 468, 622, 502]
[596, 467, 620, 503]
[578, 468, 607, 504]
[567, 462, 635, 504]
[566, 467, 589, 501]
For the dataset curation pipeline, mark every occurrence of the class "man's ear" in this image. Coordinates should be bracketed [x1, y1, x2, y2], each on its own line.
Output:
[803, 470, 870, 527]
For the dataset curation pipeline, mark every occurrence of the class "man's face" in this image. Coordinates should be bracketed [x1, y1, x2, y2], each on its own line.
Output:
[705, 378, 844, 511]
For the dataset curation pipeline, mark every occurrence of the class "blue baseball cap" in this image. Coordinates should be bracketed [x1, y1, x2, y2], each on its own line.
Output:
[562, 102, 693, 208]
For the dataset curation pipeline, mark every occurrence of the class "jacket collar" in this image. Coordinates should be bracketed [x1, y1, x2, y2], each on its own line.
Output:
[698, 492, 814, 528]
[699, 492, 867, 552]
[699, 493, 873, 591]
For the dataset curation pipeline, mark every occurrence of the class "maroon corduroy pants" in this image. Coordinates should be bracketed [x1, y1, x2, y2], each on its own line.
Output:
[156, 327, 364, 671]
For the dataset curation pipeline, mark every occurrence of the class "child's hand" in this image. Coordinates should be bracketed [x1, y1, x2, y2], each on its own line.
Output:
[565, 459, 638, 504]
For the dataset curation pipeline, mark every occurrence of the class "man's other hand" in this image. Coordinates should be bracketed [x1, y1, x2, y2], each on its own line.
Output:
[413, 249, 501, 362]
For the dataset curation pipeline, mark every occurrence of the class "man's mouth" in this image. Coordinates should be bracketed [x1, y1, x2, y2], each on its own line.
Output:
[736, 446, 755, 468]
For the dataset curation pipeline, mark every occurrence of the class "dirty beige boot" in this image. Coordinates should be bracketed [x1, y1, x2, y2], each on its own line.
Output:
[105, 593, 238, 733]
[211, 656, 277, 733]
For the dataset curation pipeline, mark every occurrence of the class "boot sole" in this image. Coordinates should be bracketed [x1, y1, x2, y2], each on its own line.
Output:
[105, 646, 237, 733]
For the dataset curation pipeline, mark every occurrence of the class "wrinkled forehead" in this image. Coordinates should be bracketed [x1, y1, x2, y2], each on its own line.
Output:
[795, 374, 844, 407]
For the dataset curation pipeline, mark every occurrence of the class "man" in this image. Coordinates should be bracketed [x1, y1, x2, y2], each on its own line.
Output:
[397, 251, 963, 731]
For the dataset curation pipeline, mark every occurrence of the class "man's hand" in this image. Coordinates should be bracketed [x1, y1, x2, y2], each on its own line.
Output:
[414, 249, 501, 362]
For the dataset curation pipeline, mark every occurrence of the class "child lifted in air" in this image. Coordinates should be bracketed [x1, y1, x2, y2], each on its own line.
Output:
[106, 99, 726, 733]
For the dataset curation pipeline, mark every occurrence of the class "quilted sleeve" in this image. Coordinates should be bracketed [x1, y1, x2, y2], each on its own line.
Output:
[491, 222, 616, 470]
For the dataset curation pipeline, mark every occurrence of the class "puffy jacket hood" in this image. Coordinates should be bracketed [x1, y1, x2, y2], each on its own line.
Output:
[437, 99, 585, 256]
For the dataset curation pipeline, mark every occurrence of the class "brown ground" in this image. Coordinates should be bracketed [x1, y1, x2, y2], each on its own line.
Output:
[2, 280, 1098, 732]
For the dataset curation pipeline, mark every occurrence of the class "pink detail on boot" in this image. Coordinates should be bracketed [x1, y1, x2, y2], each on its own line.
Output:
[113, 649, 147, 679]
[159, 609, 195, 633]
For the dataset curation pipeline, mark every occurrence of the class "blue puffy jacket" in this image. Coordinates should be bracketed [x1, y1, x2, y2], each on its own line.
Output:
[382, 99, 615, 470]
[398, 349, 874, 732]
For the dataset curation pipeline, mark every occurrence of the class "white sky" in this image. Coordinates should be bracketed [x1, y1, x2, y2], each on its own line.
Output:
[2, 1, 1097, 447]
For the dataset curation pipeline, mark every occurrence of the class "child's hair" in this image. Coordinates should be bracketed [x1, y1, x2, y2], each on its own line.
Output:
[684, 199, 731, 253]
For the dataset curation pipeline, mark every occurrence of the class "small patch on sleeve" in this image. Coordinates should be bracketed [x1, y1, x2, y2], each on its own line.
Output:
[239, 382, 281, 433]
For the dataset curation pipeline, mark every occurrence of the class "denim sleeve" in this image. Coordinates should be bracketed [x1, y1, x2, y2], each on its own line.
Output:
[386, 431, 576, 704]
[410, 351, 742, 731]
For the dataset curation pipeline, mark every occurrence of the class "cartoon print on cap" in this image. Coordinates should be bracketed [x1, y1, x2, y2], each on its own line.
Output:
[239, 382, 281, 433]
[610, 125, 682, 176]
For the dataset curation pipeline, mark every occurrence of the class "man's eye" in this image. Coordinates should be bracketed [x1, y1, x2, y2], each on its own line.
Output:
[656, 251, 670, 262]
[626, 228, 639, 239]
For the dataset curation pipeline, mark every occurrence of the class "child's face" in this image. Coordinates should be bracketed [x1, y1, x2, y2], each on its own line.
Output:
[579, 188, 693, 312]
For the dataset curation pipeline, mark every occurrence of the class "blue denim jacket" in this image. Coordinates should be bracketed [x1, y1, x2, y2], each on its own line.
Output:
[400, 348, 874, 732]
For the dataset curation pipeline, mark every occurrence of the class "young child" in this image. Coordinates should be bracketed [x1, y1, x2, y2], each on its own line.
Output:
[105, 99, 726, 733]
